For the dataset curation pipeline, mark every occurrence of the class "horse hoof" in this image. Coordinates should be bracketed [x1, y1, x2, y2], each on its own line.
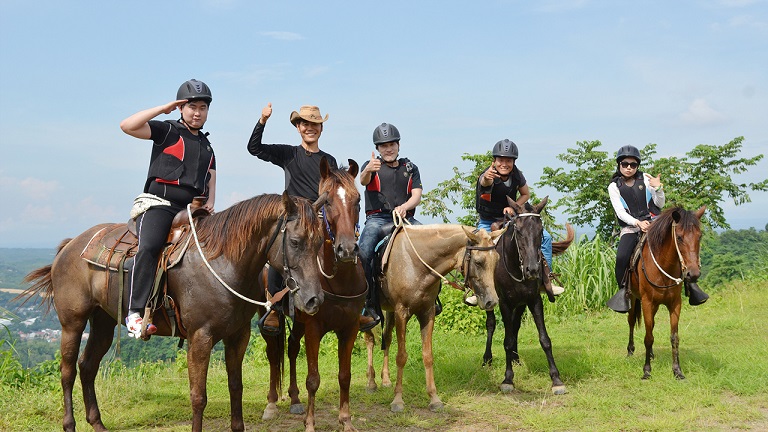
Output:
[500, 383, 515, 393]
[366, 385, 377, 394]
[552, 385, 567, 395]
[290, 403, 305, 415]
[642, 373, 651, 380]
[675, 373, 686, 380]
[390, 402, 404, 413]
[262, 403, 279, 420]
[428, 401, 444, 412]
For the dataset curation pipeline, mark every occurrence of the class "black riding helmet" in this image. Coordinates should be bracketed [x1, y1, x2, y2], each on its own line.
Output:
[177, 79, 212, 105]
[492, 139, 519, 159]
[616, 145, 641, 163]
[373, 123, 401, 145]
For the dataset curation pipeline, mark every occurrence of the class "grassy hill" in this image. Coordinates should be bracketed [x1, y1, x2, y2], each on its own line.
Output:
[1, 279, 766, 431]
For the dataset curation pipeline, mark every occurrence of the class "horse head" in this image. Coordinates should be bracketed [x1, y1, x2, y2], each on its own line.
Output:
[269, 191, 327, 315]
[318, 157, 361, 263]
[462, 226, 501, 310]
[673, 205, 706, 283]
[503, 196, 547, 280]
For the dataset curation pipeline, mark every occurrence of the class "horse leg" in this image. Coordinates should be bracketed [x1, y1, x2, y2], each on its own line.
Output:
[499, 304, 525, 393]
[59, 312, 88, 432]
[641, 299, 659, 380]
[261, 329, 283, 420]
[381, 310, 395, 388]
[303, 324, 321, 432]
[78, 308, 115, 432]
[669, 300, 685, 380]
[223, 324, 250, 432]
[187, 330, 214, 432]
[364, 330, 378, 392]
[336, 327, 359, 432]
[627, 298, 639, 357]
[390, 307, 410, 413]
[288, 324, 306, 415]
[528, 299, 566, 395]
[418, 312, 444, 412]
[482, 309, 496, 366]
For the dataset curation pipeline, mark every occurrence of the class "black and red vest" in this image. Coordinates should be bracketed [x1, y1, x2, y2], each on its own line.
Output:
[475, 167, 526, 220]
[364, 158, 419, 218]
[145, 120, 215, 195]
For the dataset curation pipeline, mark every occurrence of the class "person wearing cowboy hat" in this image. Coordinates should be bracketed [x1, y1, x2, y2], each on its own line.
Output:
[248, 103, 379, 334]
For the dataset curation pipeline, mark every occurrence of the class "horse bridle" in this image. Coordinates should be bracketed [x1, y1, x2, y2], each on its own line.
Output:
[641, 220, 696, 289]
[500, 213, 541, 283]
[316, 204, 361, 279]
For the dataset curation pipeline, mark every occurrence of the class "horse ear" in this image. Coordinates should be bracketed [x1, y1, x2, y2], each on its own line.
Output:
[533, 196, 549, 214]
[695, 206, 706, 220]
[672, 209, 682, 224]
[312, 191, 328, 211]
[347, 159, 359, 178]
[320, 156, 330, 179]
[462, 225, 481, 244]
[490, 226, 506, 241]
[505, 197, 523, 214]
[282, 191, 297, 215]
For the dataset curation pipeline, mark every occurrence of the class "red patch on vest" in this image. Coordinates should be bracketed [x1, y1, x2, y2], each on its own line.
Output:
[163, 137, 185, 160]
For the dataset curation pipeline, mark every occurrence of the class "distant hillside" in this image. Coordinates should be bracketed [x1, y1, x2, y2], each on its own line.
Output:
[0, 248, 56, 289]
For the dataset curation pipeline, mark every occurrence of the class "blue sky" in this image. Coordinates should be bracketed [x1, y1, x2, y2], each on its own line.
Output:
[1, 0, 766, 247]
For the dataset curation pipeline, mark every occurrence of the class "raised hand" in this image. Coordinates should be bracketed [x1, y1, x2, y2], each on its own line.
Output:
[645, 172, 663, 189]
[365, 151, 381, 173]
[260, 102, 272, 124]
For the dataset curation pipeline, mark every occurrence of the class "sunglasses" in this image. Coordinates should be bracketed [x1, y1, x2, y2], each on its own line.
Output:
[620, 161, 639, 169]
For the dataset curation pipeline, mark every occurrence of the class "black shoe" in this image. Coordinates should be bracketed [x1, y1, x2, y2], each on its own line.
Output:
[258, 310, 282, 337]
[686, 282, 709, 306]
[359, 306, 380, 332]
[607, 288, 631, 313]
[435, 297, 443, 316]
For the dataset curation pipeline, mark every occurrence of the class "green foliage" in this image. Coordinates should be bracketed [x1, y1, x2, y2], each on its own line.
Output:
[421, 151, 493, 226]
[435, 284, 489, 335]
[700, 227, 768, 287]
[538, 137, 767, 240]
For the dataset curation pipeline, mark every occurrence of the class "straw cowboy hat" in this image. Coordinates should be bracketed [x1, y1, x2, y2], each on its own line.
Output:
[290, 105, 329, 125]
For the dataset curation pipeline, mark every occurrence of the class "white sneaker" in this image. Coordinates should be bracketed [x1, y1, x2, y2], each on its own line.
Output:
[125, 312, 157, 338]
[551, 285, 565, 296]
[464, 295, 478, 306]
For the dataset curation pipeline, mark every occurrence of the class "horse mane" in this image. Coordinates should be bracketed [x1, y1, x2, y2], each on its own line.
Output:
[195, 194, 320, 262]
[646, 206, 700, 250]
[319, 164, 359, 198]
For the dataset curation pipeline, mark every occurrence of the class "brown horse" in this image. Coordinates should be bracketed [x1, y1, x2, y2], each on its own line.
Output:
[626, 206, 706, 380]
[20, 192, 326, 432]
[364, 224, 502, 412]
[259, 158, 366, 432]
[481, 198, 574, 395]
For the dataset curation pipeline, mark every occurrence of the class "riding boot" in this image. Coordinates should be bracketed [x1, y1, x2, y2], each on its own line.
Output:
[607, 280, 631, 313]
[359, 274, 381, 332]
[685, 281, 709, 306]
[540, 255, 556, 303]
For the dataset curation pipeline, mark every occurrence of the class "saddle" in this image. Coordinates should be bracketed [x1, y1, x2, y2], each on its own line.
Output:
[620, 232, 648, 290]
[79, 201, 210, 339]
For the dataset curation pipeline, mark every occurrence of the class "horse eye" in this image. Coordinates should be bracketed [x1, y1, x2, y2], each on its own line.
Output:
[290, 238, 300, 248]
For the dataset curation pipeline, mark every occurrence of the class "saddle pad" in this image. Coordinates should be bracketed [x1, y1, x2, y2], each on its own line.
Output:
[379, 224, 404, 273]
[80, 223, 192, 271]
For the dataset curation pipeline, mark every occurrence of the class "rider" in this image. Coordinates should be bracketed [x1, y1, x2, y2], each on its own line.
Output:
[120, 79, 216, 338]
[466, 139, 563, 306]
[358, 123, 424, 330]
[606, 145, 708, 312]
[247, 103, 350, 334]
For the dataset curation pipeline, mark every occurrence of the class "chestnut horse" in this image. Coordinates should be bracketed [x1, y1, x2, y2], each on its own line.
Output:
[626, 206, 706, 380]
[364, 223, 502, 412]
[259, 159, 366, 432]
[481, 197, 574, 395]
[20, 192, 325, 432]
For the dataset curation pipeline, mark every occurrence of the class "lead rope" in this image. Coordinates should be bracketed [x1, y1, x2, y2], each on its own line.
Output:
[393, 211, 457, 286]
[648, 221, 686, 285]
[187, 203, 269, 307]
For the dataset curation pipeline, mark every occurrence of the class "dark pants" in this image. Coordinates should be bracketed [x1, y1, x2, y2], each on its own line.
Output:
[128, 182, 195, 314]
[615, 232, 640, 289]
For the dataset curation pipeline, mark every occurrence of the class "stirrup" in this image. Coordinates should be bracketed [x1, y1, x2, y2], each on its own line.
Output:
[258, 310, 282, 337]
[359, 307, 380, 332]
[606, 288, 631, 313]
[686, 282, 709, 306]
[125, 312, 156, 339]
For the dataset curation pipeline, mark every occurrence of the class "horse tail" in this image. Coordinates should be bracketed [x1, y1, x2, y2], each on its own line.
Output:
[552, 223, 575, 256]
[276, 330, 285, 396]
[14, 238, 72, 313]
[632, 298, 642, 329]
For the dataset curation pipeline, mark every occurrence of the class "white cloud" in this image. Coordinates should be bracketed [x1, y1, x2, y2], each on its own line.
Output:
[727, 14, 768, 30]
[261, 31, 303, 41]
[679, 98, 727, 126]
[19, 177, 60, 200]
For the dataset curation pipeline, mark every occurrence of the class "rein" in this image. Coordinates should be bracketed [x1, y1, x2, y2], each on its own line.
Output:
[500, 212, 541, 282]
[188, 204, 300, 310]
[641, 221, 689, 289]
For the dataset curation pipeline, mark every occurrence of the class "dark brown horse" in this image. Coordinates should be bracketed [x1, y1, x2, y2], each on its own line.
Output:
[481, 197, 574, 395]
[20, 192, 326, 432]
[364, 223, 501, 412]
[627, 206, 706, 380]
[259, 158, 366, 432]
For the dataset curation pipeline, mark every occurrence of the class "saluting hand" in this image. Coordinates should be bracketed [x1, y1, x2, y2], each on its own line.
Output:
[162, 99, 187, 114]
[260, 103, 272, 124]
[645, 172, 663, 189]
[365, 151, 381, 173]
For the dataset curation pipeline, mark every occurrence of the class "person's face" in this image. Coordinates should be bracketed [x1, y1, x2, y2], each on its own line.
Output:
[493, 156, 515, 176]
[376, 141, 400, 163]
[296, 120, 323, 145]
[619, 157, 640, 177]
[180, 101, 209, 129]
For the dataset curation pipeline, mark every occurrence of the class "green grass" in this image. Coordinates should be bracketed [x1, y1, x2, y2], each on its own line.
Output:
[2, 279, 766, 431]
